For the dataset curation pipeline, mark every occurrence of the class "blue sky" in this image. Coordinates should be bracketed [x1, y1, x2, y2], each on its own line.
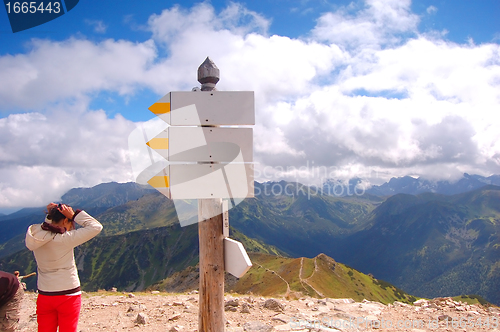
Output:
[2, 1, 498, 53]
[0, 0, 499, 212]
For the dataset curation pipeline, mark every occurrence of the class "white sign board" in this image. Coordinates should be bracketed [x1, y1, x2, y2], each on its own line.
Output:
[148, 163, 254, 200]
[149, 91, 255, 126]
[148, 127, 253, 163]
[224, 238, 252, 278]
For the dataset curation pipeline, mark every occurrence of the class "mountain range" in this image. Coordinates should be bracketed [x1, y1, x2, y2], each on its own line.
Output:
[366, 173, 500, 196]
[322, 173, 500, 197]
[336, 186, 500, 304]
[0, 174, 498, 305]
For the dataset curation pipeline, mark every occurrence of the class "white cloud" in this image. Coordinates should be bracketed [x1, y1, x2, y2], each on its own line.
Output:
[259, 35, 500, 179]
[249, 2, 500, 183]
[0, 38, 157, 110]
[84, 19, 108, 33]
[311, 0, 419, 50]
[0, 103, 136, 207]
[426, 6, 438, 15]
[141, 3, 346, 104]
[148, 2, 269, 45]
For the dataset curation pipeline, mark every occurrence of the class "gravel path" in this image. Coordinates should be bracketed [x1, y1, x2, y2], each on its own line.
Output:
[17, 291, 500, 331]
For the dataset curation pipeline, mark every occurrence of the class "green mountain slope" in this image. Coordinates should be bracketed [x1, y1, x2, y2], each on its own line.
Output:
[96, 192, 182, 237]
[153, 252, 417, 304]
[0, 182, 158, 257]
[0, 223, 283, 292]
[62, 182, 155, 213]
[230, 182, 379, 258]
[0, 224, 199, 291]
[0, 212, 45, 258]
[336, 186, 500, 305]
[0, 191, 188, 259]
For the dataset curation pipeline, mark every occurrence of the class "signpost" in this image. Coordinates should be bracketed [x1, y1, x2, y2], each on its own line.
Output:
[145, 57, 253, 331]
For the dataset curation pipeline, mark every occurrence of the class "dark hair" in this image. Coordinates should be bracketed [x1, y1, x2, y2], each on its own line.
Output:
[46, 206, 66, 224]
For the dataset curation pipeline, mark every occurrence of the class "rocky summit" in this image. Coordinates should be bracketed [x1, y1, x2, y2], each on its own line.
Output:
[17, 291, 500, 331]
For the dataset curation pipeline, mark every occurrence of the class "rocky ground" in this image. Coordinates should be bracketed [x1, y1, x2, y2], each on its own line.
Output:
[17, 291, 500, 331]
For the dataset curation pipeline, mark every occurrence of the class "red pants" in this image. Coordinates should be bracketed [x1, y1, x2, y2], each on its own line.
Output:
[36, 294, 81, 332]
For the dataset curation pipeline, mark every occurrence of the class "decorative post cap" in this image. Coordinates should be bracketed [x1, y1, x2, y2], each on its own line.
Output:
[198, 57, 220, 91]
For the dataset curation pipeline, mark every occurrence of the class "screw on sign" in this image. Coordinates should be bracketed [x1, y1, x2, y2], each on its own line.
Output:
[145, 57, 253, 332]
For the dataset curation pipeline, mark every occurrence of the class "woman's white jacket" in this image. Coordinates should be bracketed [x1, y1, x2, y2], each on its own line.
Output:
[25, 211, 102, 293]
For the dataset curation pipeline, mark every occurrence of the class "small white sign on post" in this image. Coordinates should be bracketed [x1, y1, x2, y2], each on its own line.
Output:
[223, 200, 229, 238]
[224, 238, 252, 278]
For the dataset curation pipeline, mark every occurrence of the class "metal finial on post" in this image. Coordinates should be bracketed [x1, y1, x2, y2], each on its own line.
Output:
[198, 57, 220, 91]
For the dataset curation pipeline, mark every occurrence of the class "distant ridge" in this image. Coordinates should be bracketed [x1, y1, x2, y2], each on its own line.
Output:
[322, 173, 500, 197]
[366, 173, 500, 196]
[62, 182, 155, 214]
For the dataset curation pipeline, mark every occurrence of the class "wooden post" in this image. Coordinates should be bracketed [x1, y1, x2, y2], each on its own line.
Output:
[197, 57, 225, 332]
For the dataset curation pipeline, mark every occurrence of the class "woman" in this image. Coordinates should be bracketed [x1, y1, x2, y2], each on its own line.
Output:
[26, 203, 103, 332]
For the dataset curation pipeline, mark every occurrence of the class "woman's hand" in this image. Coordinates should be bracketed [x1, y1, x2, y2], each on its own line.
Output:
[46, 202, 57, 212]
[58, 204, 75, 220]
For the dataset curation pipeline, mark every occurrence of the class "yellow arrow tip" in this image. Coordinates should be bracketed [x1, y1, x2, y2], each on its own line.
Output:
[146, 138, 168, 149]
[148, 176, 170, 188]
[149, 102, 171, 115]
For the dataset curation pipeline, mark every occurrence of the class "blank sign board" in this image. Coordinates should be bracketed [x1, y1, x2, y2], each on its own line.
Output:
[224, 238, 252, 278]
[148, 127, 253, 163]
[149, 91, 255, 126]
[147, 163, 254, 200]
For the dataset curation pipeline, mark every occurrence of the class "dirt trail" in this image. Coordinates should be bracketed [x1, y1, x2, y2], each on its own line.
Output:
[256, 262, 291, 298]
[299, 257, 325, 298]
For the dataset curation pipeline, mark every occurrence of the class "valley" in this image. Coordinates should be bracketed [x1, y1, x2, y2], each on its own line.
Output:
[1, 176, 499, 306]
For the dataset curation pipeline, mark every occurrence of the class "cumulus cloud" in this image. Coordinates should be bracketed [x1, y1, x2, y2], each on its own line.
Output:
[0, 0, 499, 208]
[148, 2, 269, 44]
[84, 19, 108, 33]
[250, 2, 500, 184]
[311, 0, 419, 50]
[142, 2, 343, 100]
[0, 38, 157, 110]
[0, 102, 136, 207]
[426, 6, 438, 15]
